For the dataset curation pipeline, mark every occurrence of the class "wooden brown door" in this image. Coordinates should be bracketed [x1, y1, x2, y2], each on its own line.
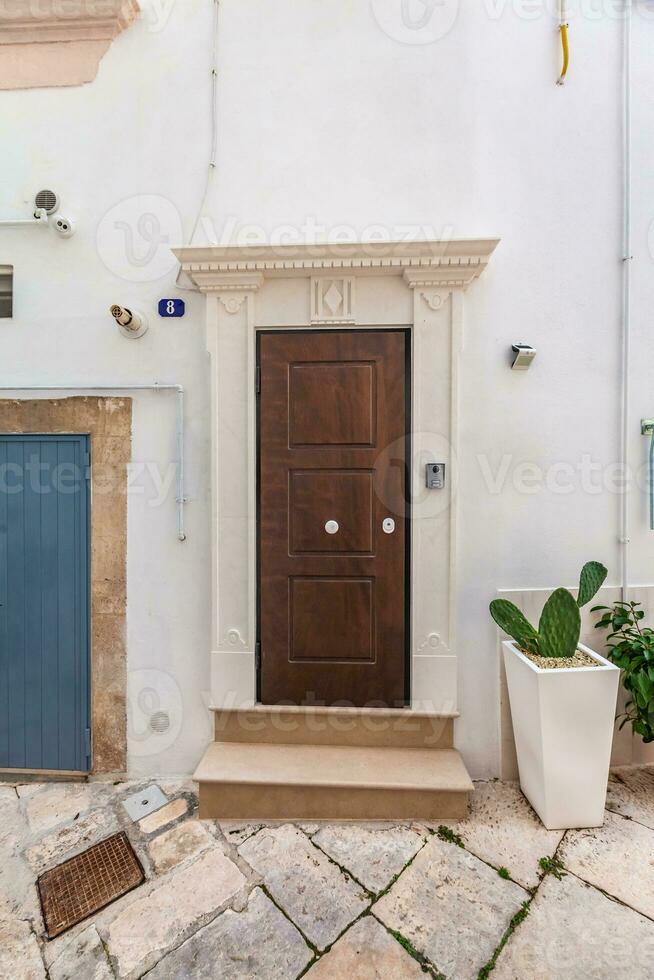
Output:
[258, 330, 408, 707]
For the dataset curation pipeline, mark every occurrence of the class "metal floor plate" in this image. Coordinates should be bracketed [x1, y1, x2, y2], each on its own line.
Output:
[38, 832, 145, 938]
[122, 784, 168, 822]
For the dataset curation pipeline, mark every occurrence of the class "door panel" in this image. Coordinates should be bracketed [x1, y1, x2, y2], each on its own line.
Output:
[289, 361, 376, 446]
[290, 577, 375, 663]
[0, 436, 90, 771]
[290, 470, 374, 554]
[258, 330, 408, 707]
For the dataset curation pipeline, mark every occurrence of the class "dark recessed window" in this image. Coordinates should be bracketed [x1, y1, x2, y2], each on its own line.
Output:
[0, 265, 13, 318]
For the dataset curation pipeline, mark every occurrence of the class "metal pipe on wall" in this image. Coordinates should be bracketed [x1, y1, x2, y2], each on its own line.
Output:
[0, 384, 187, 541]
[557, 0, 569, 85]
[619, 1, 633, 598]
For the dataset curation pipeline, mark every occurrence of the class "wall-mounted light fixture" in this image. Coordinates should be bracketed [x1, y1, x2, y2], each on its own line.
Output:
[511, 344, 537, 370]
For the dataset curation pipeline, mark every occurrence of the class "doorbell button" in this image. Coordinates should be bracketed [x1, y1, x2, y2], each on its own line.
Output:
[382, 517, 395, 534]
[325, 520, 339, 534]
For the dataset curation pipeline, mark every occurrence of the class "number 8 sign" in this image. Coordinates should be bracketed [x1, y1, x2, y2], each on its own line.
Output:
[158, 298, 185, 318]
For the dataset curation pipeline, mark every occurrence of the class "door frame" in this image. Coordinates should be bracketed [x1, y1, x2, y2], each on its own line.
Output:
[0, 396, 132, 774]
[255, 328, 412, 706]
[175, 239, 499, 718]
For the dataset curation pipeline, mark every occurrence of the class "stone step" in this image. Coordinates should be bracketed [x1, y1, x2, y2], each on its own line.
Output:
[212, 705, 455, 750]
[194, 742, 472, 820]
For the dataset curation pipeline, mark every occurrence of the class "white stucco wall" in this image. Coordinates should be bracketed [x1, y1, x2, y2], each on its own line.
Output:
[1, 0, 652, 777]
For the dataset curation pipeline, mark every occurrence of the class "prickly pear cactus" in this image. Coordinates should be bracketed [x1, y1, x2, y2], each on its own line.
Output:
[577, 561, 608, 608]
[538, 588, 581, 658]
[490, 599, 540, 654]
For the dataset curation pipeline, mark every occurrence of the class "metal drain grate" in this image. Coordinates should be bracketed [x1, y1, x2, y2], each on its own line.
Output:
[37, 832, 145, 939]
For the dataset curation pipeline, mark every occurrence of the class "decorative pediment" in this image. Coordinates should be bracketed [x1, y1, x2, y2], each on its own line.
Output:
[0, 0, 139, 89]
[311, 277, 356, 324]
[174, 240, 500, 293]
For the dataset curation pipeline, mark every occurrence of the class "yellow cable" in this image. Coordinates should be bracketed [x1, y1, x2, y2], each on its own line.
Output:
[557, 22, 569, 85]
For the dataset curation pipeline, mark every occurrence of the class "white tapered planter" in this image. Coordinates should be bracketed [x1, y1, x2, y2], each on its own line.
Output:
[503, 640, 619, 830]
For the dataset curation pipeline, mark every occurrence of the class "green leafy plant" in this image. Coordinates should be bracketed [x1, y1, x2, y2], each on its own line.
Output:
[490, 562, 608, 659]
[593, 600, 654, 742]
[437, 824, 465, 848]
[538, 855, 566, 880]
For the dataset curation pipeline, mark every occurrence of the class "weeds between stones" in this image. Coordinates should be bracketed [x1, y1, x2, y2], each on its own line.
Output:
[436, 825, 465, 848]
[538, 855, 566, 880]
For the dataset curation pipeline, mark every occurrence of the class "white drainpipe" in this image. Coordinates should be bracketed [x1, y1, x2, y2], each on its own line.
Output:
[619, 1, 633, 599]
[0, 384, 187, 541]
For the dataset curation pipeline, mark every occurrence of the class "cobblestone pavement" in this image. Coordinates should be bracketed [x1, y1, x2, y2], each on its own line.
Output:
[1, 769, 653, 979]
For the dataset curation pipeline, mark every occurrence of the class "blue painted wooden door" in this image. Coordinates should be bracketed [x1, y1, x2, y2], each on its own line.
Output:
[0, 435, 90, 771]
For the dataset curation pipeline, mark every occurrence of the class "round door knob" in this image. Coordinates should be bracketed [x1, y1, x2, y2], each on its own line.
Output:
[325, 520, 339, 534]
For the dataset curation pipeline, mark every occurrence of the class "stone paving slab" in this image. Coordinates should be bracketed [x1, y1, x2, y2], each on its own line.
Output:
[450, 780, 563, 889]
[103, 848, 247, 978]
[312, 824, 425, 894]
[148, 819, 213, 874]
[220, 821, 266, 846]
[48, 924, 113, 980]
[0, 894, 45, 980]
[0, 842, 42, 923]
[0, 809, 23, 860]
[138, 798, 188, 834]
[147, 887, 312, 979]
[25, 784, 98, 835]
[374, 835, 530, 980]
[559, 810, 654, 919]
[26, 809, 119, 873]
[306, 914, 426, 978]
[493, 871, 654, 979]
[606, 767, 654, 830]
[297, 822, 321, 836]
[16, 783, 48, 799]
[239, 824, 370, 950]
[0, 790, 34, 916]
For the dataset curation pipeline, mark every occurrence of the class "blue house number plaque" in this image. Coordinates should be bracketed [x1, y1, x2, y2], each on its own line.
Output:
[158, 298, 185, 318]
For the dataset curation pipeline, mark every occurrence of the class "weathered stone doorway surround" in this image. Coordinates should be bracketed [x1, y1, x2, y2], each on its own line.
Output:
[176, 240, 499, 716]
[0, 397, 131, 774]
